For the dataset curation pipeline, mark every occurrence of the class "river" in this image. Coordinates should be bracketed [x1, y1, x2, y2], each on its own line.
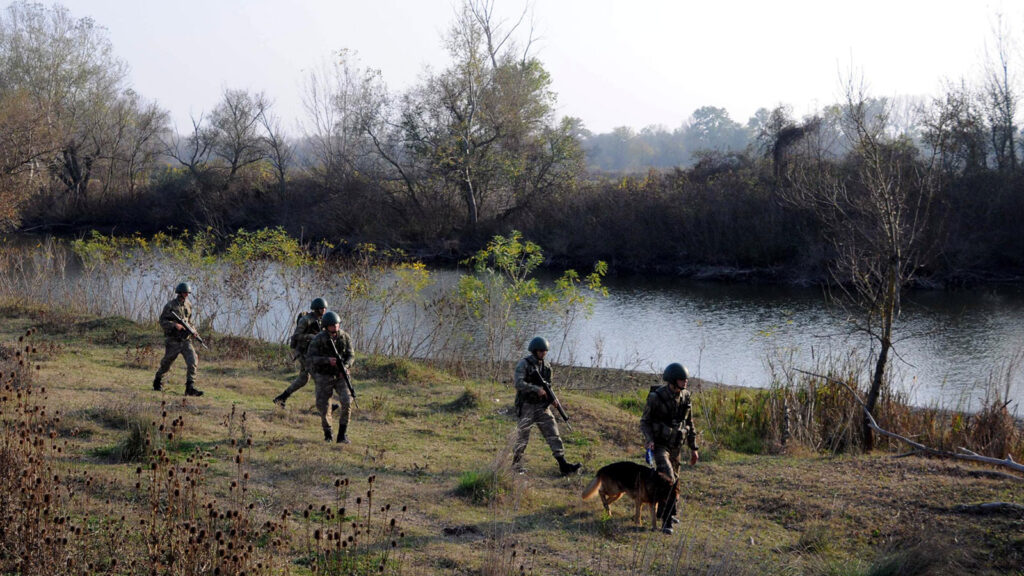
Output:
[3, 239, 1021, 409]
[550, 275, 1024, 408]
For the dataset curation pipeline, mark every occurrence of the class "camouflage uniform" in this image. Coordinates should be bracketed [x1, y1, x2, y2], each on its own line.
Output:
[274, 312, 324, 404]
[511, 354, 568, 467]
[307, 328, 354, 442]
[154, 297, 199, 391]
[640, 383, 699, 482]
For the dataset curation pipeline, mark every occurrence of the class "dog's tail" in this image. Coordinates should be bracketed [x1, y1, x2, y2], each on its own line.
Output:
[581, 475, 601, 500]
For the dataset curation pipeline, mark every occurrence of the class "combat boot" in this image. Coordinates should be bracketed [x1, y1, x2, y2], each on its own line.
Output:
[184, 383, 204, 397]
[511, 454, 527, 475]
[323, 429, 333, 442]
[272, 392, 288, 408]
[555, 455, 581, 476]
[335, 425, 350, 444]
[152, 376, 163, 391]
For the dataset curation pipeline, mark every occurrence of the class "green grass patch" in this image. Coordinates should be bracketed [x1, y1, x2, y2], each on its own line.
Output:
[454, 469, 507, 504]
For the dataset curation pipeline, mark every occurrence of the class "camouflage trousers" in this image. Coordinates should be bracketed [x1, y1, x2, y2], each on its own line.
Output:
[313, 372, 352, 440]
[155, 337, 197, 385]
[279, 357, 312, 398]
[650, 443, 682, 482]
[512, 401, 565, 462]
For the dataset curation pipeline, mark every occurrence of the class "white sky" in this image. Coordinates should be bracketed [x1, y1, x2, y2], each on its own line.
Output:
[46, 0, 1024, 134]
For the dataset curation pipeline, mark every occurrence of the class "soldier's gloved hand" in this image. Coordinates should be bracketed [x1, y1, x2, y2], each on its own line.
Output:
[690, 450, 699, 466]
[175, 323, 184, 331]
[329, 358, 337, 367]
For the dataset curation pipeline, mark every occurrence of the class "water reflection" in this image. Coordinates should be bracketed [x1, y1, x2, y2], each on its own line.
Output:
[5, 237, 1020, 408]
[545, 276, 1024, 408]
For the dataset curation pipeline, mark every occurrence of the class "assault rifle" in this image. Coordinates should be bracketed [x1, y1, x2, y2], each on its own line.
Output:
[535, 369, 571, 431]
[327, 336, 357, 406]
[170, 311, 209, 350]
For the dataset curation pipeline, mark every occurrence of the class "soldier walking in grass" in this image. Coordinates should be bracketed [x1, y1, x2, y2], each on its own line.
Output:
[640, 362, 700, 533]
[273, 297, 327, 408]
[511, 336, 581, 476]
[153, 282, 204, 397]
[307, 311, 355, 443]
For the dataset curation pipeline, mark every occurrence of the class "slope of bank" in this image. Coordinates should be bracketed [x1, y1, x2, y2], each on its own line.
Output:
[1, 307, 1021, 575]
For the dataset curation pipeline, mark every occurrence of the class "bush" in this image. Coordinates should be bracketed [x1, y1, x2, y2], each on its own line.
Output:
[455, 469, 507, 504]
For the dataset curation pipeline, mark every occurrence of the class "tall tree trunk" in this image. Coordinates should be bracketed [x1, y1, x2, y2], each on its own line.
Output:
[463, 168, 478, 230]
[864, 265, 898, 452]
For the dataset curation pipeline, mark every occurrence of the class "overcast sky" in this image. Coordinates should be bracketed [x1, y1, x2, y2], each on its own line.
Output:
[45, 0, 1024, 135]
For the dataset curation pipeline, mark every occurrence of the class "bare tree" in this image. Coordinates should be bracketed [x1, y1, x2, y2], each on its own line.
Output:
[983, 14, 1018, 173]
[259, 107, 293, 197]
[208, 88, 269, 185]
[165, 114, 215, 180]
[781, 78, 940, 452]
[922, 80, 988, 178]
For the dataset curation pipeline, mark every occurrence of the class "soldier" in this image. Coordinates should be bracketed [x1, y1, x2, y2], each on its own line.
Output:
[306, 311, 355, 443]
[153, 282, 204, 397]
[511, 336, 581, 476]
[273, 297, 328, 407]
[640, 362, 700, 534]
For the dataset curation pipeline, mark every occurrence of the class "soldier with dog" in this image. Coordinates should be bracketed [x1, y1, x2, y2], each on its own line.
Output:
[639, 362, 700, 533]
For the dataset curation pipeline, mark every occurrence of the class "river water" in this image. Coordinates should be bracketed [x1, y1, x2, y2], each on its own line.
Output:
[4, 239, 1021, 409]
[550, 276, 1024, 408]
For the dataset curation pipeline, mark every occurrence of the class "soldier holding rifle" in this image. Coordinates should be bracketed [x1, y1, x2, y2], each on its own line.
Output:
[273, 297, 328, 408]
[511, 336, 581, 476]
[153, 282, 205, 397]
[307, 311, 356, 443]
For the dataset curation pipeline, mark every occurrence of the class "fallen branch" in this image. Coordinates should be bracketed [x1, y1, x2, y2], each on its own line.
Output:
[794, 369, 1024, 479]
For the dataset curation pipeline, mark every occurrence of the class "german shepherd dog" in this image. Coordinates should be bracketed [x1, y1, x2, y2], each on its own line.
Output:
[581, 461, 678, 530]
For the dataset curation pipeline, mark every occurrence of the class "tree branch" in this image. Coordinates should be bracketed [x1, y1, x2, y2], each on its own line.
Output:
[794, 368, 1024, 478]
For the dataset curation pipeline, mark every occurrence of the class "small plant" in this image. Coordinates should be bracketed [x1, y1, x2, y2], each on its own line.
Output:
[124, 342, 156, 368]
[455, 469, 507, 504]
[443, 387, 481, 412]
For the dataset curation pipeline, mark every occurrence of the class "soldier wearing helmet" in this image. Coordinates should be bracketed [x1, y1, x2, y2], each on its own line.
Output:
[152, 282, 204, 397]
[640, 362, 699, 533]
[306, 311, 355, 443]
[510, 336, 581, 476]
[273, 297, 328, 408]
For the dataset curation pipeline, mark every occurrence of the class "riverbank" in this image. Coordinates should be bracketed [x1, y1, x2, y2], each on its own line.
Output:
[1, 306, 1021, 575]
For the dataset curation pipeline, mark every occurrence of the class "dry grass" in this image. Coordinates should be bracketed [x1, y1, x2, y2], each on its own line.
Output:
[1, 308, 1022, 575]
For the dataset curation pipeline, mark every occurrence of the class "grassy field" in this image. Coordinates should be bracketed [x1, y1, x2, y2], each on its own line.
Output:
[1, 306, 1022, 575]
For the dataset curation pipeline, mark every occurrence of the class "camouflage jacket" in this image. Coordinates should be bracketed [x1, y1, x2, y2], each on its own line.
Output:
[514, 354, 551, 408]
[307, 329, 354, 376]
[289, 312, 323, 356]
[158, 297, 193, 340]
[640, 383, 698, 450]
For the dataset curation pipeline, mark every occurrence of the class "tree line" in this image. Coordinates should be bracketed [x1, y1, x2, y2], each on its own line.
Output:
[1, 0, 1023, 285]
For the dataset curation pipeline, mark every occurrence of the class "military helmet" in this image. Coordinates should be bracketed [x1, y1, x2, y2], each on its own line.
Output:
[662, 362, 690, 383]
[322, 311, 341, 326]
[310, 297, 327, 310]
[527, 336, 550, 352]
[175, 282, 192, 294]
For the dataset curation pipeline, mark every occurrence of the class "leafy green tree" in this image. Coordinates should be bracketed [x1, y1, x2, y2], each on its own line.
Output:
[679, 106, 750, 161]
[372, 0, 583, 235]
[458, 230, 605, 374]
